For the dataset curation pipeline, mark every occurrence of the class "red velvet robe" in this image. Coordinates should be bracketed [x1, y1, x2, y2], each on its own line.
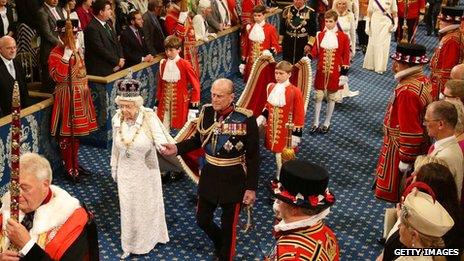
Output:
[164, 8, 200, 76]
[264, 83, 305, 153]
[311, 30, 350, 92]
[267, 221, 340, 261]
[430, 28, 464, 100]
[243, 23, 281, 81]
[48, 46, 98, 137]
[156, 58, 201, 129]
[375, 71, 433, 202]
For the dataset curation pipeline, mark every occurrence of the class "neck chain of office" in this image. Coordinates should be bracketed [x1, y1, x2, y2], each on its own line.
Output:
[119, 111, 143, 158]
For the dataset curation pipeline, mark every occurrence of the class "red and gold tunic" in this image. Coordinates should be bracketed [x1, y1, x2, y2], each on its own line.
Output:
[264, 83, 305, 153]
[375, 70, 432, 202]
[430, 28, 464, 100]
[165, 8, 200, 76]
[267, 221, 340, 261]
[243, 23, 281, 81]
[157, 58, 201, 129]
[397, 0, 425, 19]
[48, 46, 98, 137]
[311, 30, 350, 92]
[240, 0, 263, 60]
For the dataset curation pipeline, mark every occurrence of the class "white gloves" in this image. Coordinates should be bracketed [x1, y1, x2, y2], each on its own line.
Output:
[202, 36, 210, 42]
[188, 109, 199, 121]
[262, 49, 272, 57]
[178, 11, 189, 24]
[111, 168, 117, 182]
[62, 47, 73, 62]
[291, 135, 301, 148]
[390, 17, 398, 33]
[364, 18, 371, 36]
[256, 115, 266, 126]
[209, 33, 217, 38]
[398, 161, 412, 173]
[338, 75, 348, 86]
[239, 63, 245, 75]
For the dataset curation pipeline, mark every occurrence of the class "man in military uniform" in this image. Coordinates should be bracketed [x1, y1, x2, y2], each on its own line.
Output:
[430, 6, 464, 100]
[396, 0, 425, 42]
[162, 78, 259, 261]
[280, 0, 317, 64]
[267, 160, 339, 261]
[375, 43, 433, 203]
[48, 19, 98, 181]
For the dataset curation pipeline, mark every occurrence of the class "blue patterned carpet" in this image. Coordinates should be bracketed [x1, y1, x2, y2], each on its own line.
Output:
[52, 24, 439, 260]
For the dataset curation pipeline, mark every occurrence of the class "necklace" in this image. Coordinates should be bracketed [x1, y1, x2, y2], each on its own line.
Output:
[119, 112, 144, 158]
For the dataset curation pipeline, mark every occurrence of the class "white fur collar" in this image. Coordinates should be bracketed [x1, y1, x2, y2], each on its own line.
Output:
[439, 24, 460, 35]
[274, 208, 330, 232]
[394, 65, 422, 81]
[1, 185, 80, 248]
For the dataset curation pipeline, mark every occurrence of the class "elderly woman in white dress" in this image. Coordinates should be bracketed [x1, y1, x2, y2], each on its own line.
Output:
[110, 78, 170, 259]
[334, 0, 360, 99]
[362, 0, 398, 74]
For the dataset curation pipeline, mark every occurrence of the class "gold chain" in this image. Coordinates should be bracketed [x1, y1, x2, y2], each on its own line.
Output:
[119, 111, 144, 157]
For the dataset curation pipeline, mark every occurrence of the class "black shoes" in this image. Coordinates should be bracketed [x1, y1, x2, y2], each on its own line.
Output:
[78, 165, 92, 176]
[309, 125, 330, 134]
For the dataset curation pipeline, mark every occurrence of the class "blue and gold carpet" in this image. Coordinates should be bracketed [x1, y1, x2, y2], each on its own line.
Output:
[53, 25, 439, 260]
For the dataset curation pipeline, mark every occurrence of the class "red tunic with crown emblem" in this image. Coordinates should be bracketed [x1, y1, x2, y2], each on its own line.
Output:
[311, 30, 350, 92]
[375, 71, 433, 202]
[266, 221, 340, 261]
[430, 28, 464, 100]
[48, 46, 98, 137]
[240, 0, 263, 61]
[156, 58, 201, 129]
[165, 8, 201, 76]
[263, 83, 305, 153]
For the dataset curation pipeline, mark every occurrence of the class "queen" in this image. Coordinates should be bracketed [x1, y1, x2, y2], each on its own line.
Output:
[110, 78, 170, 259]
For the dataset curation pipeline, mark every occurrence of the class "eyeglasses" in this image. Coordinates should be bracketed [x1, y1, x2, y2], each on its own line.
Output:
[423, 118, 441, 124]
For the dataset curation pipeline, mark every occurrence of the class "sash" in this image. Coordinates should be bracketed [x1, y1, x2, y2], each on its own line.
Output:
[373, 0, 394, 24]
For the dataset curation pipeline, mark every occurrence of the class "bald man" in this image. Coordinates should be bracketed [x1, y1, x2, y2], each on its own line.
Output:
[0, 36, 31, 117]
[451, 64, 464, 80]
[162, 78, 259, 261]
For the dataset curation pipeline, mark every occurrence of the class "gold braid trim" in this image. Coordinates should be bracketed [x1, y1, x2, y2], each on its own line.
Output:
[235, 107, 253, 117]
[196, 106, 220, 147]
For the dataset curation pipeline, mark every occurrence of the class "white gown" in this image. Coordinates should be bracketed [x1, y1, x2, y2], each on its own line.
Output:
[110, 107, 169, 255]
[362, 0, 397, 73]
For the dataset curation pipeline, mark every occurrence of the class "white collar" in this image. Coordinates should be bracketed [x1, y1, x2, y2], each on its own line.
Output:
[434, 135, 457, 149]
[274, 208, 330, 232]
[0, 53, 12, 66]
[95, 16, 107, 27]
[439, 24, 460, 34]
[394, 66, 422, 81]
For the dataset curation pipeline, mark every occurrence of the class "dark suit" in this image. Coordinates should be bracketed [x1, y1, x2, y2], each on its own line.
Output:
[84, 17, 123, 76]
[0, 5, 16, 36]
[142, 11, 166, 55]
[0, 57, 32, 117]
[14, 0, 42, 30]
[37, 4, 65, 92]
[120, 26, 150, 68]
[176, 104, 259, 260]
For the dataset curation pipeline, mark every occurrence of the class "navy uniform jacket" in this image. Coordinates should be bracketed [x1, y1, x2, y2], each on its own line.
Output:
[177, 104, 260, 204]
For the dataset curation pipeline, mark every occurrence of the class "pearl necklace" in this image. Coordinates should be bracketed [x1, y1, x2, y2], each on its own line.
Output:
[119, 112, 144, 158]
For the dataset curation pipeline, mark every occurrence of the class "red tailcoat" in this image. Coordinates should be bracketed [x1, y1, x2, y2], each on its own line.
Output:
[157, 58, 201, 129]
[430, 28, 464, 100]
[48, 46, 98, 137]
[165, 9, 200, 76]
[375, 70, 432, 202]
[240, 0, 263, 59]
[267, 221, 340, 261]
[264, 83, 305, 153]
[311, 30, 350, 92]
[243, 23, 281, 81]
[397, 0, 425, 19]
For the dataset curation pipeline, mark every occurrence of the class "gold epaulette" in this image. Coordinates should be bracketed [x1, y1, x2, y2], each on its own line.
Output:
[282, 6, 290, 18]
[235, 107, 253, 117]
